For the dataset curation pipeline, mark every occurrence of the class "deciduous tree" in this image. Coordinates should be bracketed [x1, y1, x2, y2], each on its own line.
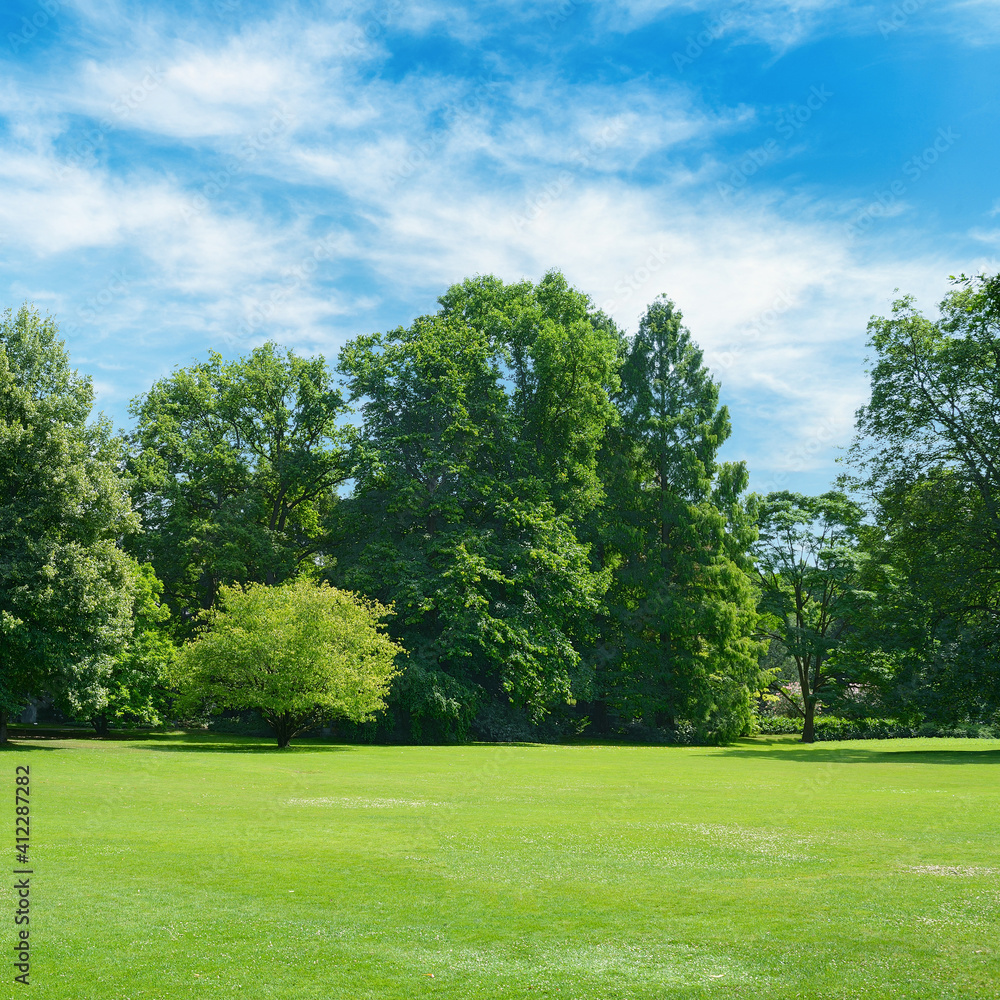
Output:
[174, 578, 402, 748]
[753, 491, 866, 742]
[129, 344, 353, 630]
[843, 273, 1000, 723]
[332, 274, 614, 738]
[0, 306, 138, 743]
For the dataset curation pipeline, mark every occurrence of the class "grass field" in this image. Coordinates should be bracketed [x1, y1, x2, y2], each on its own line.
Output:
[4, 734, 1000, 999]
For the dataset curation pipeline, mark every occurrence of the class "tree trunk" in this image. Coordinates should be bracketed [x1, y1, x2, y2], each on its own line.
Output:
[0, 708, 7, 746]
[589, 698, 610, 735]
[269, 712, 294, 748]
[802, 699, 816, 743]
[654, 710, 675, 730]
[92, 715, 110, 737]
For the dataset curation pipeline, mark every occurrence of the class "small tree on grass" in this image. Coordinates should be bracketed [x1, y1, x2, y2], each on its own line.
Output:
[174, 578, 403, 747]
[753, 491, 867, 743]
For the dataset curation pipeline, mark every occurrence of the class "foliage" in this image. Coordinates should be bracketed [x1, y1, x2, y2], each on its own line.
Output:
[128, 343, 353, 631]
[173, 577, 402, 747]
[596, 296, 767, 742]
[756, 715, 804, 735]
[438, 270, 621, 521]
[844, 273, 1000, 722]
[757, 714, 1000, 741]
[20, 269, 1000, 747]
[850, 273, 1000, 526]
[754, 491, 868, 742]
[85, 563, 176, 735]
[331, 273, 614, 738]
[0, 305, 139, 742]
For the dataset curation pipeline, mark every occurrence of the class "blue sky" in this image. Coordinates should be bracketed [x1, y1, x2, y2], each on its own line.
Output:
[2, 0, 998, 494]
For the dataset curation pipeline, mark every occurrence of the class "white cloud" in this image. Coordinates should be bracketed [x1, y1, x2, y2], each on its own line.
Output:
[597, 0, 872, 51]
[939, 0, 1000, 44]
[0, 0, 986, 490]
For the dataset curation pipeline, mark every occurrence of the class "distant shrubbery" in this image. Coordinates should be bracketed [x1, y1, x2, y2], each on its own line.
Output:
[757, 715, 999, 740]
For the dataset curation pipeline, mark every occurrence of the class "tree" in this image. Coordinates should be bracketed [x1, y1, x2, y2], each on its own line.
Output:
[84, 563, 176, 737]
[843, 272, 1000, 722]
[753, 491, 867, 742]
[850, 273, 1000, 547]
[833, 471, 1000, 726]
[174, 577, 402, 748]
[128, 343, 353, 631]
[438, 271, 621, 522]
[596, 296, 766, 741]
[0, 306, 139, 743]
[331, 273, 615, 739]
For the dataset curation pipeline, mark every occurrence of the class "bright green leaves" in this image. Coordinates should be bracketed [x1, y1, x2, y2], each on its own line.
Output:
[174, 577, 402, 747]
[0, 306, 140, 736]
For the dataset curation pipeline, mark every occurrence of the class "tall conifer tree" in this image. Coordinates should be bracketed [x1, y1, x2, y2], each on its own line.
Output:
[597, 297, 765, 741]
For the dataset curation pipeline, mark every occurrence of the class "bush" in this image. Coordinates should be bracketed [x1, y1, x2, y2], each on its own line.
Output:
[757, 716, 804, 735]
[757, 714, 999, 740]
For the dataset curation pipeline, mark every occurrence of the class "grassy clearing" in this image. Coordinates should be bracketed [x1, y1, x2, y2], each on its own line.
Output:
[4, 734, 1000, 999]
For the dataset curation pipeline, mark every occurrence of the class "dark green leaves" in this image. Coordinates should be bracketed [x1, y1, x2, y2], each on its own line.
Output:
[332, 274, 615, 734]
[597, 297, 767, 742]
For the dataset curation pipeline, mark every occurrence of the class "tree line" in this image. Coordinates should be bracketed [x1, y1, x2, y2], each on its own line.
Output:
[1, 270, 997, 746]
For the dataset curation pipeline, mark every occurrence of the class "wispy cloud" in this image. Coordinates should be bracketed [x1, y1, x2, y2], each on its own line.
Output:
[0, 0, 993, 489]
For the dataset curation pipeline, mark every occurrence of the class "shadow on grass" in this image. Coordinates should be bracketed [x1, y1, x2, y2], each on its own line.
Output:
[140, 733, 355, 754]
[7, 728, 135, 741]
[4, 731, 356, 753]
[0, 742, 62, 752]
[718, 740, 1000, 765]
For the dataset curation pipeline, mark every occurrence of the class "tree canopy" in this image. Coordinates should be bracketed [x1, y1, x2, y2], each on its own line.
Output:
[331, 274, 613, 739]
[128, 343, 353, 630]
[174, 577, 402, 747]
[842, 273, 1000, 725]
[753, 491, 867, 742]
[596, 296, 766, 742]
[7, 268, 998, 746]
[0, 306, 139, 742]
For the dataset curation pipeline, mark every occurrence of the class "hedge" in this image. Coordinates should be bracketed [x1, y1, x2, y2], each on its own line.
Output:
[756, 716, 999, 740]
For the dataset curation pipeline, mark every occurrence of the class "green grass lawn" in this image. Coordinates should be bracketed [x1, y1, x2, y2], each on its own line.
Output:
[4, 734, 1000, 999]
